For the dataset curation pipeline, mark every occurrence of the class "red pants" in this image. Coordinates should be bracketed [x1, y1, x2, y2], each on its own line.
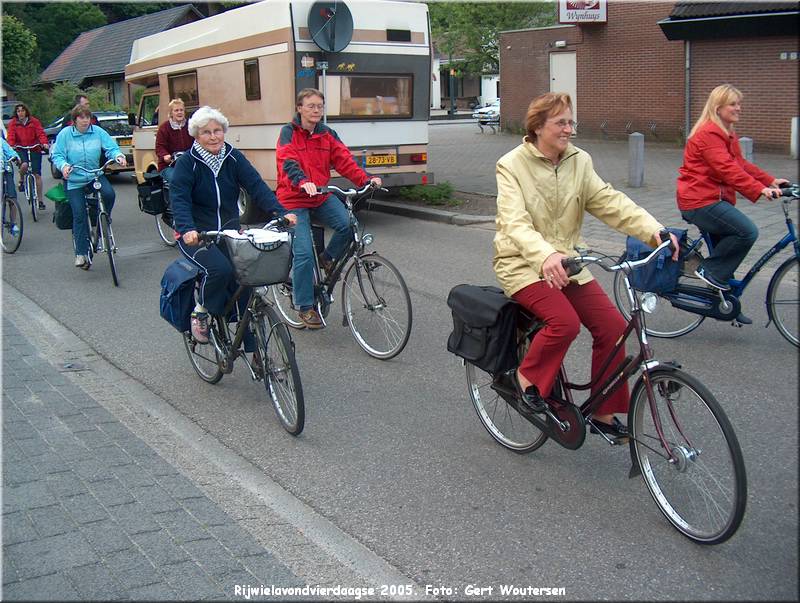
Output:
[512, 279, 629, 415]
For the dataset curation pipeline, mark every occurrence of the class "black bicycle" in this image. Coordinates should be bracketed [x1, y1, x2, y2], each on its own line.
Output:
[184, 218, 305, 435]
[14, 144, 43, 222]
[455, 236, 746, 545]
[270, 183, 412, 360]
[1, 159, 23, 254]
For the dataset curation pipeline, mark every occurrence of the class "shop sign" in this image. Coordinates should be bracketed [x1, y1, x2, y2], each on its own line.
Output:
[558, 0, 607, 23]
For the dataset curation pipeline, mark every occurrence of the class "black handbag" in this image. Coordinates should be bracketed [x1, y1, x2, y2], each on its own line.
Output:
[446, 284, 519, 375]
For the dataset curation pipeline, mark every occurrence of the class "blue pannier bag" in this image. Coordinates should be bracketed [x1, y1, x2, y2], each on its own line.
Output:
[624, 228, 687, 294]
[160, 258, 200, 332]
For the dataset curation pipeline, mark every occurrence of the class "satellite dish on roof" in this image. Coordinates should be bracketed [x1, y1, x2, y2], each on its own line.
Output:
[308, 1, 353, 53]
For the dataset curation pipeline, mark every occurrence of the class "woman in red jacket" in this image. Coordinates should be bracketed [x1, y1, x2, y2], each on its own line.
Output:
[7, 103, 48, 209]
[155, 98, 193, 182]
[677, 84, 788, 323]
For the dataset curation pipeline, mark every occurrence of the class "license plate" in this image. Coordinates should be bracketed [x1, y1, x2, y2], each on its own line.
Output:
[117, 137, 132, 146]
[366, 154, 397, 166]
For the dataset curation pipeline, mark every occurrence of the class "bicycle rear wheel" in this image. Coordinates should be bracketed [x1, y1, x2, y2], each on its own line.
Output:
[25, 173, 37, 222]
[628, 367, 746, 544]
[342, 254, 412, 359]
[156, 211, 178, 247]
[1, 196, 23, 254]
[269, 281, 305, 328]
[766, 255, 799, 348]
[99, 213, 119, 286]
[613, 271, 704, 338]
[254, 305, 304, 435]
[183, 318, 223, 384]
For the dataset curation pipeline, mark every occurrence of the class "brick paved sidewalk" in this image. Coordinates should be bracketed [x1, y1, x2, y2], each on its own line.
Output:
[1, 318, 302, 600]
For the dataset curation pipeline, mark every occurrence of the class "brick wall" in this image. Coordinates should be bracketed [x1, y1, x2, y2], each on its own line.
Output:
[690, 36, 799, 152]
[500, 3, 797, 152]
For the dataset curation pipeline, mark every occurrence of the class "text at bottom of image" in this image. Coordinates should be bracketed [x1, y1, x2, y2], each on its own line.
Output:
[234, 583, 567, 599]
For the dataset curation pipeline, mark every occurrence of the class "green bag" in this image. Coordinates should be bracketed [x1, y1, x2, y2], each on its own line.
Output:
[45, 182, 67, 203]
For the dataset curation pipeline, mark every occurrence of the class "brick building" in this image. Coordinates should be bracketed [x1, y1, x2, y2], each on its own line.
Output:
[499, 1, 799, 152]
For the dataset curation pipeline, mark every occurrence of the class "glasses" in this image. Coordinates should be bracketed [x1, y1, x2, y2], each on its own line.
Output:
[199, 128, 224, 137]
[548, 119, 576, 130]
[302, 104, 324, 111]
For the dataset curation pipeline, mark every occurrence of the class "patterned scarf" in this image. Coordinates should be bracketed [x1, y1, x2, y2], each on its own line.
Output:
[169, 119, 186, 130]
[192, 140, 227, 176]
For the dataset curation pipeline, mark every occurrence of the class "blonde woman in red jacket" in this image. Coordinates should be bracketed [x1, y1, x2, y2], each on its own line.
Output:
[677, 84, 788, 323]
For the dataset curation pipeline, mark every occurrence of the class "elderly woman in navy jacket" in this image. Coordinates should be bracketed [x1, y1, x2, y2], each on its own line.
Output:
[170, 106, 296, 344]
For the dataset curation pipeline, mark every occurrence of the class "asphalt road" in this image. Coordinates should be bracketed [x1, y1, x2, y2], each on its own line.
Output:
[3, 168, 798, 600]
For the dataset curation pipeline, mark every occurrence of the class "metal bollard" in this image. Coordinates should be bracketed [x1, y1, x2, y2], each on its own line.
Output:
[739, 136, 753, 163]
[628, 132, 644, 188]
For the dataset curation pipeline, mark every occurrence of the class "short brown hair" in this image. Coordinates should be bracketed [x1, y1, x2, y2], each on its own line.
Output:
[296, 88, 324, 107]
[525, 92, 573, 141]
[71, 105, 93, 120]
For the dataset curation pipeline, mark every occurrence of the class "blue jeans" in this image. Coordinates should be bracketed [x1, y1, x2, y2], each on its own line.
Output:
[291, 194, 352, 310]
[67, 176, 115, 256]
[681, 200, 758, 282]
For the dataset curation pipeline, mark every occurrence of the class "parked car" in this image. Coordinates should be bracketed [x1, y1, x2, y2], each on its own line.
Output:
[472, 99, 500, 124]
[47, 111, 134, 177]
[2, 100, 18, 124]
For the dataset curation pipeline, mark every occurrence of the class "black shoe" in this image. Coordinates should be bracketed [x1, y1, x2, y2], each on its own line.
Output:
[735, 312, 752, 325]
[589, 417, 629, 438]
[694, 267, 730, 291]
[512, 374, 548, 413]
[38, 201, 46, 210]
[318, 253, 334, 274]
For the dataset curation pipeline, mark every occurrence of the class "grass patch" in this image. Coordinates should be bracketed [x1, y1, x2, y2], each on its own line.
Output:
[398, 182, 459, 207]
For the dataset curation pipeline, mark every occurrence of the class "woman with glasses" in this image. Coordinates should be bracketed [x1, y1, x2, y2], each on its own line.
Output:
[493, 92, 678, 438]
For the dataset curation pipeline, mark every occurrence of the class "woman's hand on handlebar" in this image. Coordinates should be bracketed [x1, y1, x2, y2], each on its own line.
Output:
[654, 229, 680, 261]
[369, 177, 382, 188]
[115, 155, 127, 167]
[541, 252, 570, 290]
[61, 164, 72, 179]
[283, 212, 297, 226]
[182, 230, 199, 246]
[300, 181, 319, 196]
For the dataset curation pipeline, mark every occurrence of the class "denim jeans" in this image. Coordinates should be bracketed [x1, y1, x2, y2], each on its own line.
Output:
[67, 176, 115, 256]
[291, 194, 352, 310]
[681, 200, 758, 282]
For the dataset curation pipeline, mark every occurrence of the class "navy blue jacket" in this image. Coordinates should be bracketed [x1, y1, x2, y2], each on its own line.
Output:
[170, 143, 284, 234]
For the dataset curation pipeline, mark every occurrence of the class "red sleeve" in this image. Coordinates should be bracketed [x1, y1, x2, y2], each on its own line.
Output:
[328, 134, 369, 187]
[33, 118, 48, 145]
[276, 133, 311, 188]
[6, 120, 17, 147]
[698, 129, 765, 202]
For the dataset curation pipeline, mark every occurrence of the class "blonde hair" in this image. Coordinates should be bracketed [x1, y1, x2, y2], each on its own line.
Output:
[525, 92, 572, 141]
[168, 98, 185, 111]
[689, 84, 742, 138]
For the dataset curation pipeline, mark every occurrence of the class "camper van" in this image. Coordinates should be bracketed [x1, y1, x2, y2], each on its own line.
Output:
[125, 0, 434, 220]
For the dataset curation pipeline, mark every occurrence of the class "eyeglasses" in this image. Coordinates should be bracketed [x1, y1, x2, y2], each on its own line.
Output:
[303, 104, 324, 111]
[548, 119, 576, 130]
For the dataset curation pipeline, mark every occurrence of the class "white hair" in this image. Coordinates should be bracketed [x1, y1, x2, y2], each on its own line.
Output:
[188, 106, 229, 137]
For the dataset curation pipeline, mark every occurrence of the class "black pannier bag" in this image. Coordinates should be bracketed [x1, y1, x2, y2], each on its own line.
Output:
[447, 284, 519, 375]
[137, 172, 166, 215]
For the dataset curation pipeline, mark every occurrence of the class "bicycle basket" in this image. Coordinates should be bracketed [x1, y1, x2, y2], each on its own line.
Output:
[222, 229, 292, 286]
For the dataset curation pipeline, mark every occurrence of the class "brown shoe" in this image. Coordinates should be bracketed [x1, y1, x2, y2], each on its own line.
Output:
[298, 308, 324, 329]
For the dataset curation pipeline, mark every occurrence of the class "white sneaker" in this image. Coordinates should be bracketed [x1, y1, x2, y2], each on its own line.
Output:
[74, 255, 88, 268]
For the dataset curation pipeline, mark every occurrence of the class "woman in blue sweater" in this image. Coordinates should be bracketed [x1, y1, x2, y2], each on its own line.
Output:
[51, 106, 127, 269]
[170, 106, 295, 343]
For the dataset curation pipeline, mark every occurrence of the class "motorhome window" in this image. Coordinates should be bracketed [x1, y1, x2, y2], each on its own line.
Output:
[386, 29, 411, 42]
[325, 75, 412, 118]
[244, 59, 261, 101]
[168, 72, 199, 113]
[139, 94, 160, 127]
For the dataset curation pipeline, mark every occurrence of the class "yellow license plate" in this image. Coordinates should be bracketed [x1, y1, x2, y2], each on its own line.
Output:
[117, 137, 132, 146]
[366, 154, 397, 166]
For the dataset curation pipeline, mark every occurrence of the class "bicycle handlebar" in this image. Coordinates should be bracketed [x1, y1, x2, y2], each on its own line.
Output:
[563, 236, 677, 276]
[14, 144, 46, 151]
[319, 182, 388, 198]
[198, 216, 291, 243]
[778, 182, 799, 199]
[70, 159, 119, 177]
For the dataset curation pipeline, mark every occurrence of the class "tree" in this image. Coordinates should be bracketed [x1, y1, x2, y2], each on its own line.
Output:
[1, 15, 38, 87]
[430, 2, 557, 75]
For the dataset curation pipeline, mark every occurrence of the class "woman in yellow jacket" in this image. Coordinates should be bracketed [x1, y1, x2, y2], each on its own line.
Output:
[493, 92, 677, 438]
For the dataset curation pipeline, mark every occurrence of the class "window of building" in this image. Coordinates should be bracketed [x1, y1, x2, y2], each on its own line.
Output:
[244, 59, 261, 100]
[324, 75, 412, 118]
[168, 72, 199, 114]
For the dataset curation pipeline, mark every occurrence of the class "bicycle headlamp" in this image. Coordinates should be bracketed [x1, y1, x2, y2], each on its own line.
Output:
[641, 292, 658, 313]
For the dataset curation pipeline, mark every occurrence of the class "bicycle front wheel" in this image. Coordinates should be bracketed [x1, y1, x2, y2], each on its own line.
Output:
[613, 271, 704, 338]
[1, 196, 23, 254]
[269, 281, 305, 329]
[342, 254, 412, 359]
[155, 212, 178, 247]
[99, 213, 119, 286]
[254, 305, 304, 435]
[766, 255, 799, 348]
[25, 173, 37, 222]
[182, 320, 223, 384]
[628, 367, 747, 545]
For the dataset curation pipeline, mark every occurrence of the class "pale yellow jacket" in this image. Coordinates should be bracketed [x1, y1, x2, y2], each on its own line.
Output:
[493, 138, 664, 296]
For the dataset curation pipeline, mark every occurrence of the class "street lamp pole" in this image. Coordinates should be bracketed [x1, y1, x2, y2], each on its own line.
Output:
[448, 52, 456, 116]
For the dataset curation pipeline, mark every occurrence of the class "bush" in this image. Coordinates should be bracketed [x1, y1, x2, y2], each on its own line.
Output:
[398, 182, 457, 206]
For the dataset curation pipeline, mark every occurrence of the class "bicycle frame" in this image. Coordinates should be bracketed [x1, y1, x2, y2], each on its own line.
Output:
[205, 285, 263, 377]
